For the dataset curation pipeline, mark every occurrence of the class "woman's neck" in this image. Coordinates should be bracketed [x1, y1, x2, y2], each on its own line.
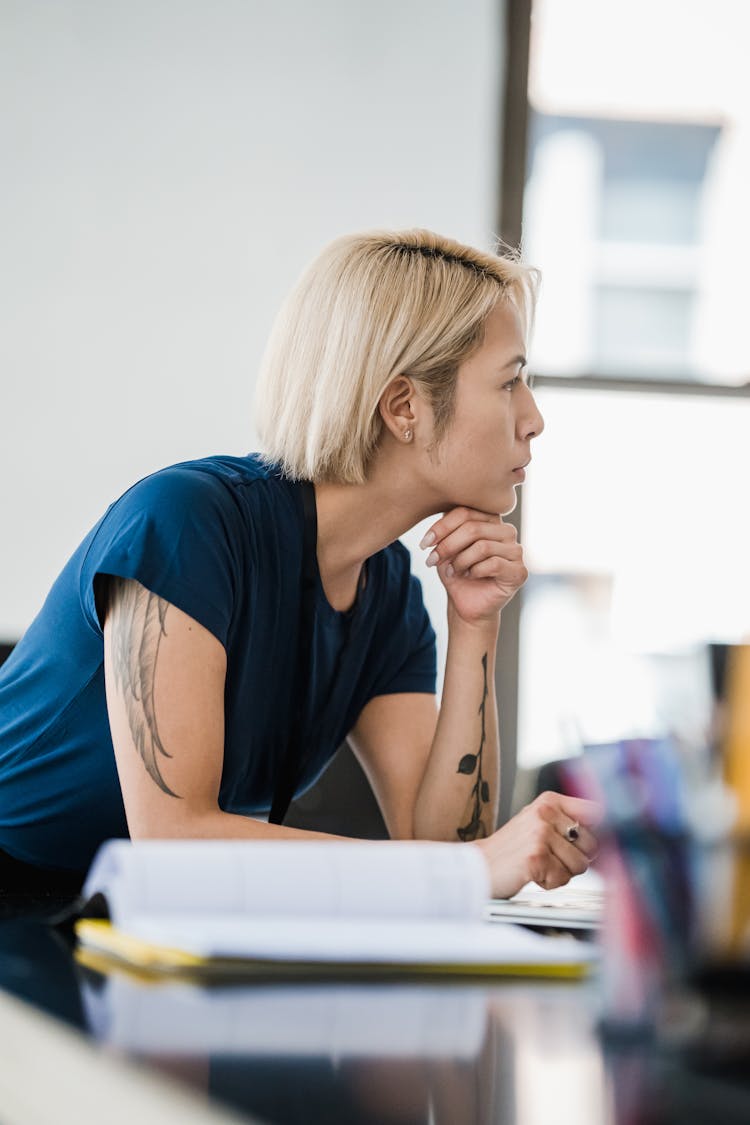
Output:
[312, 461, 439, 609]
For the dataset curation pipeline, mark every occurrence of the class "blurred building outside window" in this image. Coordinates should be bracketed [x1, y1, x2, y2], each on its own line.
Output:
[516, 0, 750, 771]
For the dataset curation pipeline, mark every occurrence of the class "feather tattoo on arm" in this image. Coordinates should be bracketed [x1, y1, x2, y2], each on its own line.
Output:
[109, 578, 181, 798]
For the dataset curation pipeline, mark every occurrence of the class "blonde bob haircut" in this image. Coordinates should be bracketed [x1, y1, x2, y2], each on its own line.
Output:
[255, 228, 540, 484]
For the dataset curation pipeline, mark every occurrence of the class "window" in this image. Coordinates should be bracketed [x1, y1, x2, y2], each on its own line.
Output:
[514, 0, 750, 773]
[519, 386, 750, 767]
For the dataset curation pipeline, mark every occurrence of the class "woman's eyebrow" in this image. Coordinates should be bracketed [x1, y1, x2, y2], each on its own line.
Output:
[501, 354, 527, 369]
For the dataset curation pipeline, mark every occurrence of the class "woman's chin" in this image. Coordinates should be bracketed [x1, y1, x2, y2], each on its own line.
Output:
[442, 481, 518, 517]
[463, 489, 517, 517]
[489, 483, 518, 517]
[500, 491, 518, 517]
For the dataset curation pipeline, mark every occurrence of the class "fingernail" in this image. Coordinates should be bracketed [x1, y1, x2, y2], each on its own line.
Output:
[419, 531, 436, 549]
[426, 549, 439, 567]
[445, 564, 454, 578]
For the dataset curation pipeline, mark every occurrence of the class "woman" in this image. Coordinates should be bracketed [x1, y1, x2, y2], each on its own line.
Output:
[0, 228, 600, 895]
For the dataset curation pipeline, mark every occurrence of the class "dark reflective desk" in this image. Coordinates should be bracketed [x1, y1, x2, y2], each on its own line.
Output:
[1, 895, 749, 1125]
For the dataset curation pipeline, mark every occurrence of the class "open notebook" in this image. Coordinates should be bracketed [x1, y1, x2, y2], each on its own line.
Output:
[75, 840, 598, 980]
[485, 869, 605, 930]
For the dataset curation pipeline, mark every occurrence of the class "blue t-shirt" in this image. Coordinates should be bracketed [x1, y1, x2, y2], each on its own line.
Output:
[0, 455, 436, 872]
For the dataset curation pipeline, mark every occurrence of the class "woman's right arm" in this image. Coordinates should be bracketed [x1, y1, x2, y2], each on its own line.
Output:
[102, 576, 340, 842]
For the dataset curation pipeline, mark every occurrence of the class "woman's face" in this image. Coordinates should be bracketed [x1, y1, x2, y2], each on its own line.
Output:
[422, 300, 545, 515]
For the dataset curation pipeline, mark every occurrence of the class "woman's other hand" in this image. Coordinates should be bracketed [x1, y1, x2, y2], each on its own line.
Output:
[420, 507, 527, 626]
[472, 792, 604, 899]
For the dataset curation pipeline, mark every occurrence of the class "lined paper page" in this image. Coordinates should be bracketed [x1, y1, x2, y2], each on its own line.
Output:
[84, 839, 490, 926]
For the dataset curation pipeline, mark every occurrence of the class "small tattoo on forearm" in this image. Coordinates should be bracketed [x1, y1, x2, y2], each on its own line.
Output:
[110, 579, 181, 798]
[456, 651, 490, 841]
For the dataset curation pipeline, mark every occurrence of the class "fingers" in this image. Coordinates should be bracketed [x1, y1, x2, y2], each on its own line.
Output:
[529, 856, 572, 891]
[535, 792, 601, 855]
[420, 509, 514, 565]
[463, 554, 529, 584]
[546, 832, 591, 879]
[445, 537, 523, 576]
[527, 824, 590, 887]
[556, 794, 606, 829]
[530, 839, 588, 890]
[567, 824, 598, 860]
[420, 512, 521, 576]
[481, 794, 601, 898]
[420, 507, 506, 550]
[530, 855, 580, 891]
[525, 792, 602, 889]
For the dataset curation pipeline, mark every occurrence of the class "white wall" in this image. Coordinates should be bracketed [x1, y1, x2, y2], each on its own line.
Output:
[1, 0, 504, 678]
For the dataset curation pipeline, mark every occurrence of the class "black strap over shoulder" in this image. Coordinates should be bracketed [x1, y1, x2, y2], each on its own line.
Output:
[268, 480, 319, 825]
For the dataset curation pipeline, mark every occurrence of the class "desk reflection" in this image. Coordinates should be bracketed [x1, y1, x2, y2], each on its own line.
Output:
[80, 971, 607, 1125]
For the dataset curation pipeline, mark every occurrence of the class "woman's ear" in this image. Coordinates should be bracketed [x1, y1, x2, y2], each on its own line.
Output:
[378, 375, 419, 443]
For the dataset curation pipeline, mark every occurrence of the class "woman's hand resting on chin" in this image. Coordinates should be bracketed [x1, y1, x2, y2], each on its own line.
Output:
[472, 791, 604, 900]
[421, 507, 527, 626]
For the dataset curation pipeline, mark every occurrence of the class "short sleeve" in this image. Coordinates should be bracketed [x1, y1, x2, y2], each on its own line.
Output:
[79, 467, 244, 646]
[369, 570, 437, 699]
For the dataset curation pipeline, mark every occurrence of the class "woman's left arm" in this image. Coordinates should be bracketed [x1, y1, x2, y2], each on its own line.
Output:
[348, 609, 499, 843]
[350, 506, 523, 842]
[413, 606, 500, 840]
[352, 508, 602, 894]
[353, 510, 602, 895]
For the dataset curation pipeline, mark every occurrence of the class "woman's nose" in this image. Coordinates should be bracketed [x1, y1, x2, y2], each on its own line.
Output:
[519, 387, 544, 440]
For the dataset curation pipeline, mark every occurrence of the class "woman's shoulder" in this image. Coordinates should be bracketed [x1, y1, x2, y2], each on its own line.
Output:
[106, 453, 290, 517]
[137, 451, 281, 491]
[78, 455, 296, 644]
[83, 454, 295, 578]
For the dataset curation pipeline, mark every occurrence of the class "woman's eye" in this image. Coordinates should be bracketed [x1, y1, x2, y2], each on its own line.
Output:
[503, 370, 534, 391]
